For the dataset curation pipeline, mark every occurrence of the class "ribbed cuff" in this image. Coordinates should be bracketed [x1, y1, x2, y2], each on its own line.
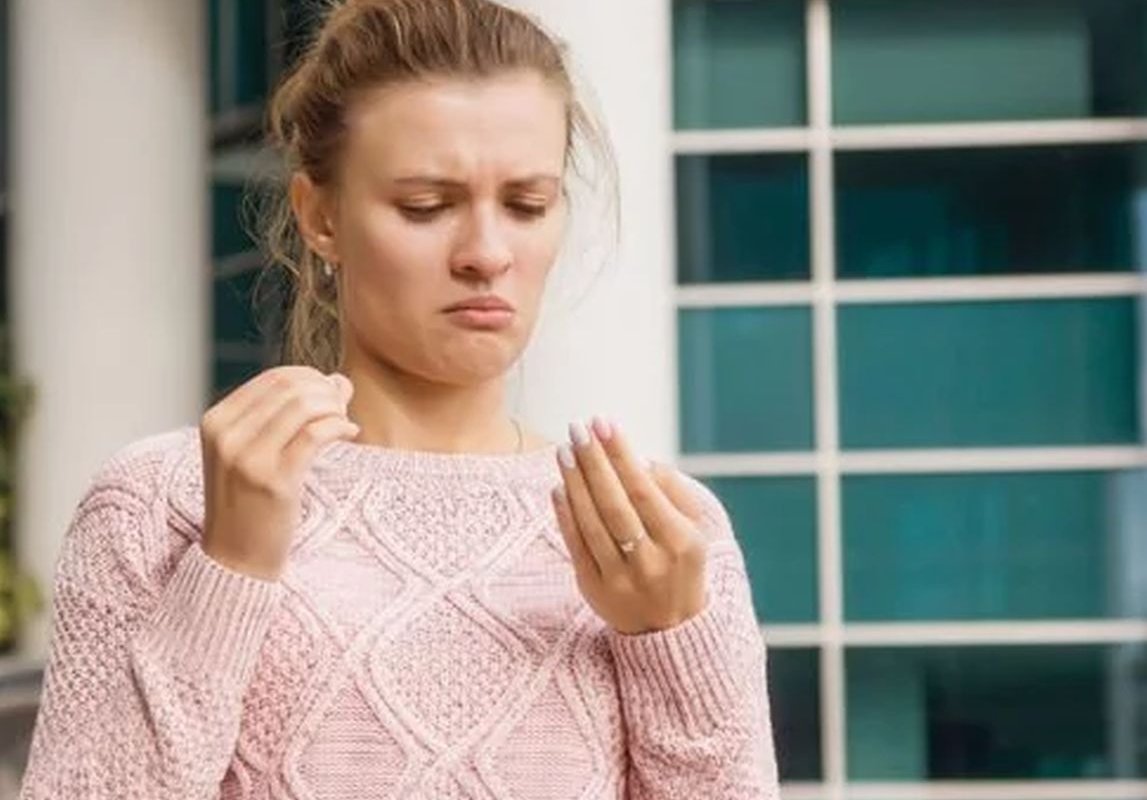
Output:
[135, 543, 283, 687]
[606, 601, 742, 737]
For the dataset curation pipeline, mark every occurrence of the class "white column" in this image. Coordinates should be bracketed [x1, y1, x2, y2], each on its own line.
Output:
[10, 0, 209, 658]
[505, 0, 678, 463]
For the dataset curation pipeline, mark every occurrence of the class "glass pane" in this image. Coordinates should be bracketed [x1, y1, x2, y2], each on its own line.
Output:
[209, 0, 270, 113]
[213, 183, 257, 259]
[673, 0, 806, 130]
[679, 307, 814, 453]
[833, 0, 1147, 124]
[705, 477, 818, 623]
[847, 644, 1147, 780]
[677, 154, 811, 284]
[838, 298, 1141, 449]
[844, 471, 1147, 621]
[235, 0, 269, 108]
[213, 356, 264, 401]
[208, 0, 221, 114]
[769, 648, 823, 782]
[835, 144, 1147, 279]
[214, 269, 263, 344]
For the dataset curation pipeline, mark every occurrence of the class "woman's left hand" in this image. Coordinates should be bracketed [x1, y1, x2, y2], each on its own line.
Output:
[551, 418, 709, 635]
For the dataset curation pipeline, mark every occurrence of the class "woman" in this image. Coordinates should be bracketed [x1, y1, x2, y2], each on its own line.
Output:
[19, 0, 781, 797]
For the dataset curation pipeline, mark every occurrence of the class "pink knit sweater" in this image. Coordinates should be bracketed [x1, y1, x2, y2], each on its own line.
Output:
[19, 425, 780, 799]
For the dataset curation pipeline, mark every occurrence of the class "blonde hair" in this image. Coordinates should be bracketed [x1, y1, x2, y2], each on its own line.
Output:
[248, 0, 618, 374]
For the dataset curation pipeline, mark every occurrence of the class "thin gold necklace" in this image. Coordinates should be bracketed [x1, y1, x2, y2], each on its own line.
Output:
[512, 417, 524, 454]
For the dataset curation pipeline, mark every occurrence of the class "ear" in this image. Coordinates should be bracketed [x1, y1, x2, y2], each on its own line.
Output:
[289, 171, 341, 264]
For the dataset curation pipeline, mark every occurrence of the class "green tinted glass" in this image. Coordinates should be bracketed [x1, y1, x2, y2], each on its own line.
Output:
[844, 471, 1147, 621]
[833, 0, 1147, 124]
[847, 644, 1147, 779]
[838, 299, 1140, 448]
[212, 183, 256, 260]
[677, 154, 811, 283]
[673, 0, 806, 129]
[680, 307, 814, 453]
[769, 648, 823, 781]
[705, 477, 818, 623]
[835, 144, 1147, 278]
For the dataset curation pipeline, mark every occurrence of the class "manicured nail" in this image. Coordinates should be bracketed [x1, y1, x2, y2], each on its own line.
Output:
[568, 421, 590, 447]
[591, 416, 614, 442]
[558, 443, 576, 469]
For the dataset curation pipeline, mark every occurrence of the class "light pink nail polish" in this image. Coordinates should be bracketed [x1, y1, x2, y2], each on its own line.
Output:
[591, 416, 614, 442]
[568, 421, 590, 447]
[558, 443, 576, 469]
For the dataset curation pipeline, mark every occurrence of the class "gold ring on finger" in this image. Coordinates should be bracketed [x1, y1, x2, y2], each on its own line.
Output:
[616, 530, 647, 554]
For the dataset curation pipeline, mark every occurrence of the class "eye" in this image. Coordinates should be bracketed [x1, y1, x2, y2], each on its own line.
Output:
[399, 204, 448, 222]
[508, 202, 548, 219]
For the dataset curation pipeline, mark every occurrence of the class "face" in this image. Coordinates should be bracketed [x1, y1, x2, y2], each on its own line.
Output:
[293, 70, 569, 387]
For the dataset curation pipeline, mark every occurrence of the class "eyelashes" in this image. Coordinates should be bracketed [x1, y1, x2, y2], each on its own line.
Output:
[398, 203, 549, 223]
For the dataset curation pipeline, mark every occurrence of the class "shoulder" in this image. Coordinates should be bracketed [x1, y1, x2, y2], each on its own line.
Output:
[79, 425, 200, 507]
[56, 425, 202, 597]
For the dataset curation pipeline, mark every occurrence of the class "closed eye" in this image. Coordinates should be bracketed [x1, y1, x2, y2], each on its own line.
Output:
[509, 202, 548, 219]
[399, 204, 448, 222]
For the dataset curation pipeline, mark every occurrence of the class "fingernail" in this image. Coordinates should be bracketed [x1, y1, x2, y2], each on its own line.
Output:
[558, 443, 576, 469]
[568, 421, 590, 447]
[591, 416, 614, 442]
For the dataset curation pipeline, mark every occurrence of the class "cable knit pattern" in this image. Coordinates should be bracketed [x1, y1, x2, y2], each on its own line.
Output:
[19, 425, 780, 799]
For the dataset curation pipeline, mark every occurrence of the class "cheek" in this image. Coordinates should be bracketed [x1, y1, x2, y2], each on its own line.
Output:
[347, 214, 440, 295]
[517, 215, 566, 285]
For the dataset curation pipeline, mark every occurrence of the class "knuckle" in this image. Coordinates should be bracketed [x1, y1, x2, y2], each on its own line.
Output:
[603, 571, 630, 595]
[598, 501, 626, 525]
[628, 483, 654, 506]
[295, 422, 323, 446]
[672, 538, 706, 565]
[233, 453, 269, 484]
[632, 562, 665, 588]
[212, 430, 242, 464]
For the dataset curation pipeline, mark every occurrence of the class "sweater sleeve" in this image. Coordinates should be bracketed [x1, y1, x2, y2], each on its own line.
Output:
[606, 472, 781, 800]
[18, 441, 284, 799]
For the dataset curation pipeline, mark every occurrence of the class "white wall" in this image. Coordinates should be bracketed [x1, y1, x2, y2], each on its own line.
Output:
[10, 0, 209, 658]
[504, 0, 679, 464]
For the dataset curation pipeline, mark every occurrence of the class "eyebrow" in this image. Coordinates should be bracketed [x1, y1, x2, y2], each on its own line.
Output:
[391, 174, 562, 190]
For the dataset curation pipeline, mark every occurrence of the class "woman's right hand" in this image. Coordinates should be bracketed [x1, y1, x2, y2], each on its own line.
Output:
[199, 366, 359, 581]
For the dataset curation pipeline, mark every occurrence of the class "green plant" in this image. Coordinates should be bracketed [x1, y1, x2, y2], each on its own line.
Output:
[0, 329, 42, 652]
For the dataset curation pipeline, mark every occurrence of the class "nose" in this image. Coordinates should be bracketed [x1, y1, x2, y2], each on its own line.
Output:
[449, 205, 513, 281]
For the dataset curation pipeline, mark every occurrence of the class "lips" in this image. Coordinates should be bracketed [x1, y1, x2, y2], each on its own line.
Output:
[444, 296, 515, 313]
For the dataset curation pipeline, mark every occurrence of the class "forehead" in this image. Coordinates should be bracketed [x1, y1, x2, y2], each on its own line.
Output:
[342, 71, 568, 181]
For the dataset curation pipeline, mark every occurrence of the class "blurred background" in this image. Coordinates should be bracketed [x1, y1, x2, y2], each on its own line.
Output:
[0, 1, 1145, 799]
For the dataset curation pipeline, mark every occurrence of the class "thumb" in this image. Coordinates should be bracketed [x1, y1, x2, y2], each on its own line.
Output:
[330, 373, 354, 406]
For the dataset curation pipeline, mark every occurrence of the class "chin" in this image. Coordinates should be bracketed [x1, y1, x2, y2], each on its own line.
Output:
[430, 344, 523, 386]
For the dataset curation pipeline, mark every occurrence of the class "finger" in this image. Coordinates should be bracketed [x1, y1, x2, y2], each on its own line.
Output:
[557, 442, 624, 575]
[589, 417, 692, 550]
[282, 414, 361, 473]
[232, 378, 349, 456]
[206, 366, 329, 430]
[253, 382, 354, 458]
[550, 484, 598, 578]
[568, 420, 656, 568]
[651, 462, 705, 523]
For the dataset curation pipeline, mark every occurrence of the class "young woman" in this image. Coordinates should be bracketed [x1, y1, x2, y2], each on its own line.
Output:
[19, 1, 781, 797]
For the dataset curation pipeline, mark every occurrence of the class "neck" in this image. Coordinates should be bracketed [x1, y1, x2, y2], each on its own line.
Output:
[341, 354, 523, 455]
